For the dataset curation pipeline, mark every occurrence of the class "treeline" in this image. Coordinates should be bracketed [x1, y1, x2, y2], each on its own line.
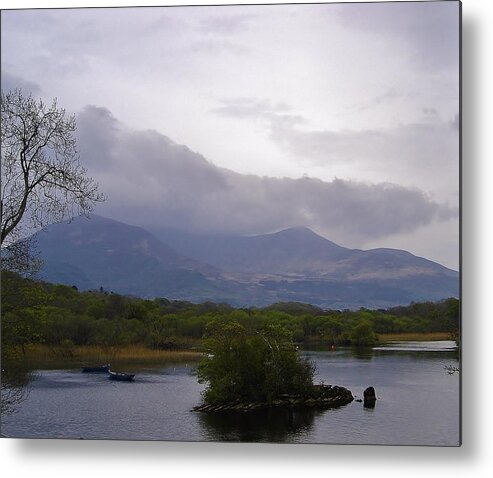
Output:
[1, 271, 460, 356]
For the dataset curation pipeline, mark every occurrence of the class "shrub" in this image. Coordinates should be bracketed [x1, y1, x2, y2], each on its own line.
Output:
[197, 320, 315, 405]
[350, 320, 377, 346]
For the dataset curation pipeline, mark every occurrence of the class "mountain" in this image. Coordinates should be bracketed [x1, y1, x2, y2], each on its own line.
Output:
[33, 215, 459, 309]
[153, 225, 457, 278]
[34, 215, 226, 300]
[152, 225, 459, 308]
[151, 226, 351, 275]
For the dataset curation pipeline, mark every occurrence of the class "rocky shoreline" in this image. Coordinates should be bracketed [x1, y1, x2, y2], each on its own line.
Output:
[193, 384, 354, 412]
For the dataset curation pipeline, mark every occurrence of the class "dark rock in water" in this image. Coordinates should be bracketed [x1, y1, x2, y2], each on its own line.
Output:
[363, 386, 377, 408]
[363, 386, 376, 400]
[192, 384, 353, 413]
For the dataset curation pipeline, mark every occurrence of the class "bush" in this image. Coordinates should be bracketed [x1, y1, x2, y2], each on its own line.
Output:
[197, 320, 315, 405]
[350, 320, 377, 346]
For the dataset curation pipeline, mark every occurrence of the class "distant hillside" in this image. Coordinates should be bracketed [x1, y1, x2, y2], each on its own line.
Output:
[34, 215, 459, 309]
[153, 225, 458, 280]
[153, 224, 459, 308]
[152, 226, 350, 275]
[34, 215, 225, 300]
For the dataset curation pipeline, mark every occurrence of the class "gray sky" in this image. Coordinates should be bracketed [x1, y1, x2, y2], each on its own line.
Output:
[1, 1, 460, 269]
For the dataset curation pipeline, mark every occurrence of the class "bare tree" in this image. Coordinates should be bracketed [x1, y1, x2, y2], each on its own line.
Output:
[1, 89, 105, 266]
[0, 235, 42, 277]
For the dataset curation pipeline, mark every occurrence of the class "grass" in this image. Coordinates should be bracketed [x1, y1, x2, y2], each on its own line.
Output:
[377, 332, 452, 342]
[24, 344, 203, 367]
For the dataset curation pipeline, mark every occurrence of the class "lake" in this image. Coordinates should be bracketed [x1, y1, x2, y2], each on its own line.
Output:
[0, 341, 460, 446]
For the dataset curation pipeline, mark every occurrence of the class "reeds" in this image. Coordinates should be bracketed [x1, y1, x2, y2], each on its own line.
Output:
[25, 344, 203, 364]
[377, 332, 451, 342]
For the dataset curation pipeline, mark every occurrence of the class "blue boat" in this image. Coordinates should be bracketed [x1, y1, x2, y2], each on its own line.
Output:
[81, 364, 111, 373]
[109, 370, 135, 382]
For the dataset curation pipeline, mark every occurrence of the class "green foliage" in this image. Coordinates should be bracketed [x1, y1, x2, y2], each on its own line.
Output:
[350, 320, 377, 346]
[197, 319, 315, 405]
[1, 271, 460, 356]
[2, 309, 42, 358]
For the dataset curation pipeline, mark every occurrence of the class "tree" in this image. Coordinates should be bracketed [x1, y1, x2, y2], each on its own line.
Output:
[2, 309, 42, 357]
[350, 320, 377, 346]
[1, 89, 104, 264]
[0, 234, 42, 277]
[197, 319, 315, 405]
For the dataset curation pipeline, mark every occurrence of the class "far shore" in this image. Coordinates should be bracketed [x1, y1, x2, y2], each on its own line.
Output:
[12, 333, 454, 367]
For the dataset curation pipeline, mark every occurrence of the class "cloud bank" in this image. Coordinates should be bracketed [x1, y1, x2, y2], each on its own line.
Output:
[213, 96, 459, 205]
[77, 105, 456, 247]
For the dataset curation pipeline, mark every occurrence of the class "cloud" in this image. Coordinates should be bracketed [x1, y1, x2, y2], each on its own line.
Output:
[343, 87, 405, 115]
[270, 120, 458, 170]
[1, 71, 42, 95]
[213, 97, 459, 204]
[77, 105, 455, 246]
[76, 106, 120, 169]
[182, 39, 250, 57]
[199, 12, 256, 35]
[333, 1, 460, 72]
[213, 97, 304, 126]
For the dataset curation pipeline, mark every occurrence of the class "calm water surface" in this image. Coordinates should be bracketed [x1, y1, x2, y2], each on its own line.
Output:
[1, 341, 460, 445]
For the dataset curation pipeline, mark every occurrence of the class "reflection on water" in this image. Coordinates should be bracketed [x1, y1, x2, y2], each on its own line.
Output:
[350, 347, 374, 360]
[374, 341, 458, 352]
[199, 404, 349, 443]
[1, 360, 36, 415]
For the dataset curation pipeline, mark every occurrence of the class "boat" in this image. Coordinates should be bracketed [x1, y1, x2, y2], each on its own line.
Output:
[81, 364, 111, 373]
[108, 370, 135, 382]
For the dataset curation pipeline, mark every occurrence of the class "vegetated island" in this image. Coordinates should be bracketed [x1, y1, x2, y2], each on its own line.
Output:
[193, 319, 354, 413]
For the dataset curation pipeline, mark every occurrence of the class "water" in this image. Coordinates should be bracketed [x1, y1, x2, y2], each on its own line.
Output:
[0, 341, 460, 445]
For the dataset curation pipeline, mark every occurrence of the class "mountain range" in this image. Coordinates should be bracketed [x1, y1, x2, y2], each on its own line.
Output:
[34, 214, 459, 309]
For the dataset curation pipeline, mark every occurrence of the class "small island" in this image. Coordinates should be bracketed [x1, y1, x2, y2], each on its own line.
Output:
[193, 384, 354, 412]
[194, 319, 354, 413]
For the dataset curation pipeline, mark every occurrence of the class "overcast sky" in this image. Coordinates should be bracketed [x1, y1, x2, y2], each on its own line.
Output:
[1, 1, 460, 269]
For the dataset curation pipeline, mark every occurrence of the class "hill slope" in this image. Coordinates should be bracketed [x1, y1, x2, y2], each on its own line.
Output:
[34, 215, 459, 309]
[34, 215, 224, 300]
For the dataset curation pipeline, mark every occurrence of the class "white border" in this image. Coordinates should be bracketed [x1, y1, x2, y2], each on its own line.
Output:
[1, 0, 492, 477]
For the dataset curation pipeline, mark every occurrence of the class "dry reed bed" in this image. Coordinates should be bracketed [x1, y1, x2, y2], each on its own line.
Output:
[26, 344, 203, 364]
